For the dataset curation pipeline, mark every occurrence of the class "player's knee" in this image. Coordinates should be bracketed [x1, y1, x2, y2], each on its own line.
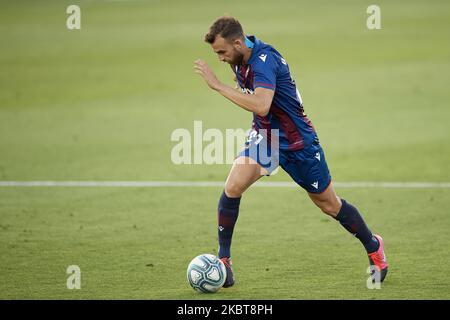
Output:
[319, 205, 333, 215]
[224, 181, 244, 198]
[317, 202, 339, 217]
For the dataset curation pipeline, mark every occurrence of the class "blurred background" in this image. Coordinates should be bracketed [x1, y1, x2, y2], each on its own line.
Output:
[1, 0, 449, 182]
[0, 0, 449, 299]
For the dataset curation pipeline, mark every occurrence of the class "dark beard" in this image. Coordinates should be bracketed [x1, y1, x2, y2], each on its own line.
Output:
[230, 51, 244, 66]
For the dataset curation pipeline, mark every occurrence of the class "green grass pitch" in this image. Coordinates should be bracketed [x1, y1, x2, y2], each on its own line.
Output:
[1, 0, 450, 299]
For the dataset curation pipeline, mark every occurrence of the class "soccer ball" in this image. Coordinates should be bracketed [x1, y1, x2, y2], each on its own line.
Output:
[186, 254, 226, 293]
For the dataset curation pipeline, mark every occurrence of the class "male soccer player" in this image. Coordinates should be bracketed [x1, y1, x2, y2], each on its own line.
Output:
[194, 16, 388, 287]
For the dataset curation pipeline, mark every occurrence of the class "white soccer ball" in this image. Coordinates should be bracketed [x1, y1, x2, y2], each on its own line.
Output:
[186, 254, 226, 293]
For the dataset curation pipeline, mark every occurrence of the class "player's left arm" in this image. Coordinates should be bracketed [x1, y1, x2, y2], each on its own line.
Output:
[194, 59, 274, 117]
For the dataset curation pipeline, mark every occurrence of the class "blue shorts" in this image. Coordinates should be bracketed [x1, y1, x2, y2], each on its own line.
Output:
[238, 132, 331, 194]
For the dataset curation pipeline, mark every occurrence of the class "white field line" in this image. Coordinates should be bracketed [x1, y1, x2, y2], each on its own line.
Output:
[0, 181, 449, 188]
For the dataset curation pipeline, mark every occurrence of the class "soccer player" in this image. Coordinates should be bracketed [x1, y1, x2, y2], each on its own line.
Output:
[194, 16, 388, 287]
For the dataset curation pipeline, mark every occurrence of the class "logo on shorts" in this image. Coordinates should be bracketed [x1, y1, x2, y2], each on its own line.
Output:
[311, 181, 319, 189]
[315, 152, 321, 161]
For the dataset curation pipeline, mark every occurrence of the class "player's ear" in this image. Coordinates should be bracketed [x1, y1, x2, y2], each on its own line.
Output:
[233, 38, 243, 49]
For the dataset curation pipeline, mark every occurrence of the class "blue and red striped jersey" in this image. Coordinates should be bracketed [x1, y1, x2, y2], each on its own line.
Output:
[234, 35, 317, 151]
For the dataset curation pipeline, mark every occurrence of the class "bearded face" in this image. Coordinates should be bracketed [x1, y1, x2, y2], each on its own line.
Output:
[211, 36, 245, 66]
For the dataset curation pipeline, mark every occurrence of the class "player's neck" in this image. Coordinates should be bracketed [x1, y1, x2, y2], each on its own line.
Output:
[242, 48, 252, 65]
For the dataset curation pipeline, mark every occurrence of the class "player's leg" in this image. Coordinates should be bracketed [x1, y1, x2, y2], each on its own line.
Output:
[224, 156, 268, 197]
[218, 156, 267, 287]
[219, 129, 274, 259]
[218, 156, 267, 259]
[280, 141, 388, 281]
[308, 183, 379, 253]
[307, 183, 388, 281]
[306, 182, 341, 217]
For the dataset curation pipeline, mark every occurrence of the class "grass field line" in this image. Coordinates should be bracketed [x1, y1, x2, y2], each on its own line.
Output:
[0, 181, 449, 188]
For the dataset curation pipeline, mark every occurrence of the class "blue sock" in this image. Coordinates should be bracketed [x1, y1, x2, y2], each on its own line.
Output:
[217, 191, 241, 258]
[335, 199, 380, 253]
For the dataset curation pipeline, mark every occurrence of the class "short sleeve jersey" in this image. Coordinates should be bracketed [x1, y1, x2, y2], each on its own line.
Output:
[234, 36, 317, 151]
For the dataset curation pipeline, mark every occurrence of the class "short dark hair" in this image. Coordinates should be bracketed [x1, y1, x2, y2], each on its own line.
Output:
[204, 16, 245, 44]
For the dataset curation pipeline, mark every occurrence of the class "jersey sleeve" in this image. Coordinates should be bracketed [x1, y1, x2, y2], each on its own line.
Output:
[252, 53, 277, 91]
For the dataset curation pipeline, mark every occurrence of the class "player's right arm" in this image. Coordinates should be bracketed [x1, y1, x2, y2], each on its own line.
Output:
[216, 85, 274, 117]
[194, 59, 274, 116]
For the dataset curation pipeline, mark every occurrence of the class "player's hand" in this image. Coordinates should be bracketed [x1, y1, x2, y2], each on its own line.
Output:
[194, 59, 222, 91]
